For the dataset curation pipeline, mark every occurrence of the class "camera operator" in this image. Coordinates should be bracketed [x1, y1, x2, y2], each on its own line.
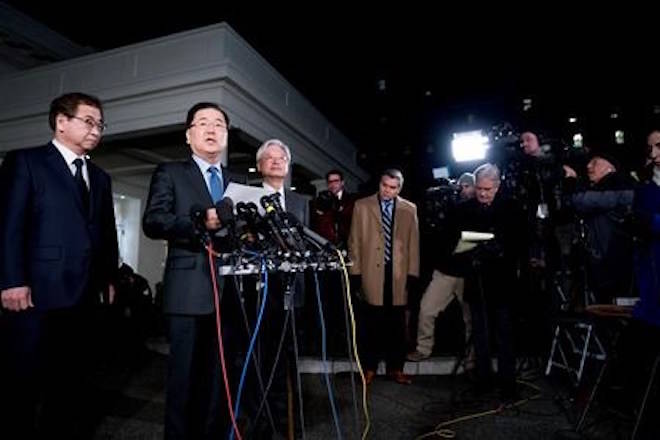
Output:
[570, 147, 635, 305]
[509, 130, 580, 356]
[448, 164, 525, 398]
[312, 169, 355, 249]
[517, 130, 577, 270]
[408, 173, 475, 364]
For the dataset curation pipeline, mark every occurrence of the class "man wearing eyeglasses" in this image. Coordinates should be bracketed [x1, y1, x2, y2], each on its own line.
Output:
[143, 102, 236, 440]
[248, 138, 310, 437]
[0, 92, 119, 438]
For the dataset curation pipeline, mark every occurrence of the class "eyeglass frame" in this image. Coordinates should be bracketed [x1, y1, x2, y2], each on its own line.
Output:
[67, 114, 107, 132]
[188, 120, 229, 131]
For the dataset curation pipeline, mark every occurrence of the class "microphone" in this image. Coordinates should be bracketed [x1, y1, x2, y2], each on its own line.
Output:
[216, 197, 235, 225]
[235, 201, 264, 247]
[190, 203, 210, 245]
[260, 195, 304, 252]
[253, 199, 291, 252]
[216, 197, 239, 249]
[286, 212, 335, 250]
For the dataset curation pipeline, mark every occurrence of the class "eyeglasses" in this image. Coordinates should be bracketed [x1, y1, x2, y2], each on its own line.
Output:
[189, 121, 228, 131]
[68, 115, 107, 132]
[262, 155, 288, 163]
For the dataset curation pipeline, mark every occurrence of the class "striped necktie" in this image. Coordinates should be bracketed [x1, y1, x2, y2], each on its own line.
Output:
[382, 199, 393, 262]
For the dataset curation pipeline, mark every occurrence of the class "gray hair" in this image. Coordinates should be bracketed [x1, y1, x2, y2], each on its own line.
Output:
[382, 168, 404, 189]
[473, 163, 500, 184]
[457, 172, 475, 186]
[256, 139, 291, 163]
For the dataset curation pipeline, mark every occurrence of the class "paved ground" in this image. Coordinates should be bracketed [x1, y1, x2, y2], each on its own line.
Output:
[85, 345, 594, 440]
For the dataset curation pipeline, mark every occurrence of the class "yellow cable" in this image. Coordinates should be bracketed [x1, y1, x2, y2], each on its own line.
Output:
[337, 250, 371, 440]
[415, 380, 543, 439]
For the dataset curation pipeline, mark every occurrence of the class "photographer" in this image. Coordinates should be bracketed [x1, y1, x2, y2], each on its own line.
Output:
[312, 170, 355, 249]
[408, 173, 475, 364]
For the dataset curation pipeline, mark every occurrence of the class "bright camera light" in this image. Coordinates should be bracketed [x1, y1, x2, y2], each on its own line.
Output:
[451, 130, 490, 162]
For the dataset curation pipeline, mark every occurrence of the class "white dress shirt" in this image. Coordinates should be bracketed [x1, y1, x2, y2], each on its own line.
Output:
[52, 139, 89, 188]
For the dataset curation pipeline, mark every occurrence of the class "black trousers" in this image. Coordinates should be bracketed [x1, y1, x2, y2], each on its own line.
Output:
[468, 296, 516, 389]
[360, 263, 407, 372]
[165, 313, 230, 440]
[0, 306, 95, 440]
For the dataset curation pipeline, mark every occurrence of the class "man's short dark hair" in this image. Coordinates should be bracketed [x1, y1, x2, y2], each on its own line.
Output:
[185, 102, 230, 128]
[326, 169, 343, 181]
[48, 92, 103, 131]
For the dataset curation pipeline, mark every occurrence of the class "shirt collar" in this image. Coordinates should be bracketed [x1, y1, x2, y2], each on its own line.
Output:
[263, 182, 285, 197]
[191, 154, 222, 174]
[52, 139, 86, 165]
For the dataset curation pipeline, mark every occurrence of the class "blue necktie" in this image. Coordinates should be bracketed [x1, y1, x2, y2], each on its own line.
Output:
[208, 166, 224, 203]
[382, 199, 393, 262]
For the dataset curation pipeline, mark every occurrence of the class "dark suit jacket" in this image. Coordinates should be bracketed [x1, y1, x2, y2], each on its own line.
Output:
[312, 192, 355, 248]
[254, 188, 311, 307]
[284, 189, 310, 229]
[142, 158, 233, 315]
[448, 195, 524, 304]
[0, 143, 119, 310]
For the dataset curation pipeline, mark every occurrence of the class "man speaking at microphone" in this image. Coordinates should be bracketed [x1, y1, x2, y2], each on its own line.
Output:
[143, 102, 237, 440]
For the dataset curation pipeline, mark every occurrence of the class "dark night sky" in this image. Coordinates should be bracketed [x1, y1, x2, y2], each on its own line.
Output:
[6, 3, 659, 189]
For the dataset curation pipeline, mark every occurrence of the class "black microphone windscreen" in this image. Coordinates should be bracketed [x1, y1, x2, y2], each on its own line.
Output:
[216, 197, 235, 224]
[260, 195, 274, 210]
[189, 203, 206, 221]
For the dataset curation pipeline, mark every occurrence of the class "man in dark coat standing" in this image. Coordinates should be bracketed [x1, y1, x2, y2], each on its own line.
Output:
[0, 92, 119, 439]
[143, 102, 234, 440]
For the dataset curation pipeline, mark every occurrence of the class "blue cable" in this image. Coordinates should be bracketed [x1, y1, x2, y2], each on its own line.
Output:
[313, 272, 343, 439]
[230, 258, 269, 440]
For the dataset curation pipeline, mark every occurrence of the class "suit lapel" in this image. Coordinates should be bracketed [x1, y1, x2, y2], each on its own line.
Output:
[367, 194, 382, 226]
[87, 162, 103, 219]
[185, 158, 213, 205]
[44, 143, 87, 215]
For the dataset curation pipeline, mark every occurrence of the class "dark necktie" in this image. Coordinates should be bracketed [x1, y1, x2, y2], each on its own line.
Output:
[382, 199, 393, 262]
[73, 158, 89, 211]
[208, 166, 224, 204]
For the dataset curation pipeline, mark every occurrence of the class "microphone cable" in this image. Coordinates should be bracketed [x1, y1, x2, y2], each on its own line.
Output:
[337, 249, 371, 440]
[313, 271, 343, 439]
[289, 281, 307, 440]
[230, 274, 277, 434]
[339, 262, 361, 436]
[230, 258, 269, 440]
[206, 244, 242, 440]
[249, 308, 290, 437]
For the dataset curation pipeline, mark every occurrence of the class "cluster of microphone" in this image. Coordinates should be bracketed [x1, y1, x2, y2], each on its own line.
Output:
[190, 194, 333, 257]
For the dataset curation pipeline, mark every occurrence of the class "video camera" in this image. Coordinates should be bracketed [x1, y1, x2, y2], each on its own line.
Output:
[314, 189, 340, 214]
[421, 179, 461, 233]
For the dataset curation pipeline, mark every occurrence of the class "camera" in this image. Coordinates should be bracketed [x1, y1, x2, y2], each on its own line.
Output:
[315, 190, 339, 213]
[421, 179, 461, 233]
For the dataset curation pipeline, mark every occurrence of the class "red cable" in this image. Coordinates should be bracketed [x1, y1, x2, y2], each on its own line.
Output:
[207, 245, 243, 440]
